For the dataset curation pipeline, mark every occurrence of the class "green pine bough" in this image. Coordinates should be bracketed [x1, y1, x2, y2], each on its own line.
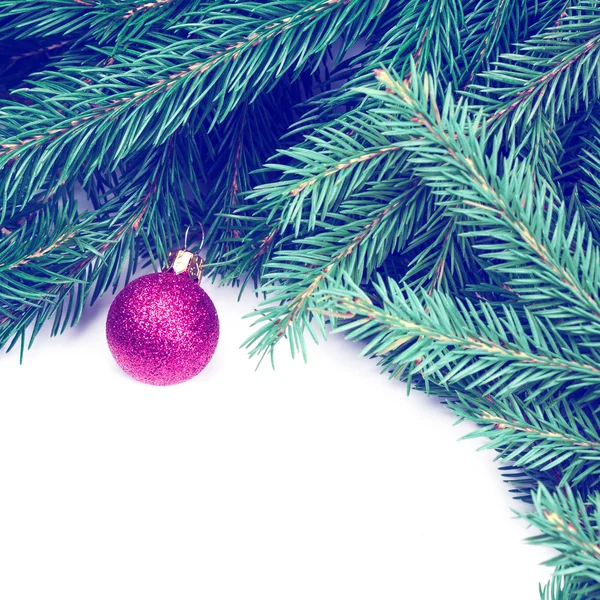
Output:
[2, 0, 600, 595]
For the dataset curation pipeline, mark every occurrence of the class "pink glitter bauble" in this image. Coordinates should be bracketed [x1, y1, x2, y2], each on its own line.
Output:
[106, 272, 219, 385]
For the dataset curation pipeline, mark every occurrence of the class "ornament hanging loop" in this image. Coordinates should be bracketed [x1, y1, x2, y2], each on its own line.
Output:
[165, 223, 206, 285]
[184, 223, 205, 253]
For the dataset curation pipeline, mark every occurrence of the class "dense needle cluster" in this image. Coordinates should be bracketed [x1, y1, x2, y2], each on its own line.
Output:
[1, 1, 600, 595]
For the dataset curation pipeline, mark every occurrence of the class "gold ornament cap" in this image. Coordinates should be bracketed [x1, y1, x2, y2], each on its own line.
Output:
[164, 225, 205, 284]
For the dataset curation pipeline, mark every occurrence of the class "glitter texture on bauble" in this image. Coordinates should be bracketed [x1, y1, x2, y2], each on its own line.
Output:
[106, 272, 219, 385]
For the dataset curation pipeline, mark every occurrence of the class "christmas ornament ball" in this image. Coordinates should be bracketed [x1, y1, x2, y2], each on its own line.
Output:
[106, 271, 219, 385]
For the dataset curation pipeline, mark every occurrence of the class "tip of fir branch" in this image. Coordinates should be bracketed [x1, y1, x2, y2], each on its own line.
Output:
[373, 68, 394, 91]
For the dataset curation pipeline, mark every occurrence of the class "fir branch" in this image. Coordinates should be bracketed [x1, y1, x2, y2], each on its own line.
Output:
[364, 66, 600, 338]
[243, 0, 467, 240]
[460, 0, 568, 87]
[229, 0, 469, 292]
[451, 393, 600, 492]
[539, 575, 590, 600]
[0, 195, 146, 355]
[205, 81, 299, 280]
[577, 114, 600, 233]
[0, 0, 202, 42]
[363, 0, 465, 87]
[0, 0, 386, 218]
[526, 485, 600, 597]
[467, 1, 600, 151]
[312, 275, 600, 405]
[401, 208, 481, 293]
[246, 111, 405, 234]
[236, 0, 573, 324]
[462, 0, 527, 86]
[244, 176, 429, 359]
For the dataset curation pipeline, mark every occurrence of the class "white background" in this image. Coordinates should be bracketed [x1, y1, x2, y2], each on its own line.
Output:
[0, 270, 553, 599]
